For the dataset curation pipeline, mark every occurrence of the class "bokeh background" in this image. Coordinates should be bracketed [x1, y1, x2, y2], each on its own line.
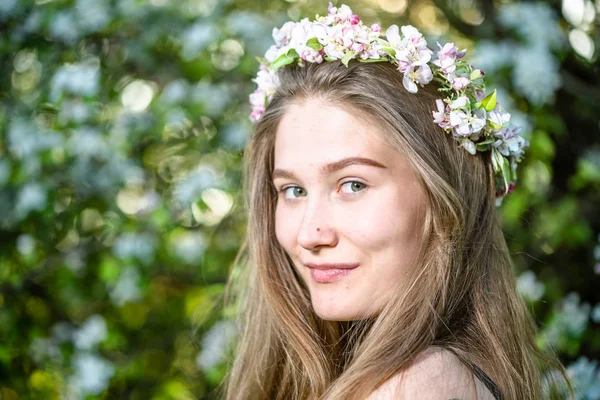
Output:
[0, 0, 598, 398]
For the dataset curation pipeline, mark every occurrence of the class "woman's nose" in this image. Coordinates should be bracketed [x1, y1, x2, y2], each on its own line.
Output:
[296, 199, 338, 251]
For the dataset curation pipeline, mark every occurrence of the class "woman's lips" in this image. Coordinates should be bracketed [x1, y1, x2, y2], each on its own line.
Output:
[305, 263, 360, 283]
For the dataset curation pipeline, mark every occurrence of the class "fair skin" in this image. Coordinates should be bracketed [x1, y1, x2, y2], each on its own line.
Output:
[273, 98, 426, 321]
[273, 99, 498, 398]
[367, 347, 497, 399]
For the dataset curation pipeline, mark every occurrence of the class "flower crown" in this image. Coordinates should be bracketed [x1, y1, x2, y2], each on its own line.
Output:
[249, 3, 529, 202]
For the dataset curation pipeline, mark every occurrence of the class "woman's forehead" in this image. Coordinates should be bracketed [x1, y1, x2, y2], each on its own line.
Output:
[272, 100, 417, 182]
[274, 100, 392, 160]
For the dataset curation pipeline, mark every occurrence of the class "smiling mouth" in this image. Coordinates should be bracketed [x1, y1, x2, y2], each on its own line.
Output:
[304, 262, 360, 270]
[305, 263, 360, 283]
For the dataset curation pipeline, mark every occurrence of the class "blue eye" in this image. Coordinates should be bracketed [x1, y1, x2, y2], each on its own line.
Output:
[340, 181, 366, 194]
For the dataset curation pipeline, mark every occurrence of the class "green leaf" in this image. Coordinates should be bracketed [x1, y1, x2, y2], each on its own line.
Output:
[493, 148, 510, 194]
[358, 57, 389, 63]
[341, 51, 356, 67]
[480, 89, 497, 112]
[270, 49, 299, 70]
[306, 37, 323, 51]
[470, 69, 483, 80]
[379, 47, 396, 57]
[488, 120, 502, 130]
[476, 143, 491, 152]
[491, 147, 501, 172]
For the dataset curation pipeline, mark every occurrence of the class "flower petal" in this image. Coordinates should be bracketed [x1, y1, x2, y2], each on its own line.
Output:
[402, 73, 418, 93]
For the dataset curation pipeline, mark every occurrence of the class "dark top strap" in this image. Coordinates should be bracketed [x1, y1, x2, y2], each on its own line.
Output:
[470, 363, 502, 400]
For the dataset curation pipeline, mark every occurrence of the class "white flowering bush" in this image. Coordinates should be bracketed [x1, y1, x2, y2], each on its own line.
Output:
[0, 0, 598, 399]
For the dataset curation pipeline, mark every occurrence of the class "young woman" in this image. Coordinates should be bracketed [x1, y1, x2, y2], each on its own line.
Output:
[223, 4, 569, 399]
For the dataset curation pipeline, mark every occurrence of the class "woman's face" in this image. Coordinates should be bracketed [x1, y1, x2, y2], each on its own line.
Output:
[273, 98, 427, 321]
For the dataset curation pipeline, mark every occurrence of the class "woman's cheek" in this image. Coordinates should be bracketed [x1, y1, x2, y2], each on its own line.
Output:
[275, 204, 300, 252]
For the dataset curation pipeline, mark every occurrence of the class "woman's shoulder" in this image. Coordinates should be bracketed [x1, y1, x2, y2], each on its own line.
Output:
[366, 347, 497, 399]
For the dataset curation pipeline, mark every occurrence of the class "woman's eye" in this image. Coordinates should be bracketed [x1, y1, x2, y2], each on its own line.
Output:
[340, 181, 366, 194]
[278, 182, 366, 199]
[281, 186, 307, 199]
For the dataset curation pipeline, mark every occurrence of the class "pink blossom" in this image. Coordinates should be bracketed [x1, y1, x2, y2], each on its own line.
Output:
[253, 66, 280, 94]
[487, 107, 511, 128]
[416, 64, 433, 84]
[327, 3, 354, 23]
[250, 108, 264, 122]
[452, 76, 470, 90]
[385, 24, 403, 49]
[249, 4, 528, 203]
[272, 21, 295, 47]
[493, 127, 527, 158]
[433, 42, 467, 78]
[460, 138, 477, 155]
[324, 42, 344, 59]
[450, 96, 469, 109]
[448, 98, 486, 137]
[402, 64, 433, 93]
[249, 90, 266, 122]
[475, 89, 486, 101]
[386, 24, 432, 92]
[300, 49, 324, 63]
[337, 5, 354, 21]
[349, 15, 360, 25]
[433, 99, 451, 129]
[350, 42, 365, 53]
[401, 25, 427, 47]
[370, 23, 381, 34]
[264, 45, 278, 63]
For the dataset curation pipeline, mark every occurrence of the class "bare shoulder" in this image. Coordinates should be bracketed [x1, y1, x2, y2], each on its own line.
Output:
[366, 347, 495, 400]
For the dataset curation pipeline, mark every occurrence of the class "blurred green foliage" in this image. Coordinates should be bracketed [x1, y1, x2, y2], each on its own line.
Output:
[0, 0, 599, 398]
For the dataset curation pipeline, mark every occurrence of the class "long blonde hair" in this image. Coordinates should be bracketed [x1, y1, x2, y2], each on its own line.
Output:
[222, 61, 569, 399]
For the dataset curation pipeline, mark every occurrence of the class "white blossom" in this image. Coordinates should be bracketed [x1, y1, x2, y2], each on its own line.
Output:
[172, 231, 207, 265]
[109, 267, 142, 307]
[16, 234, 35, 256]
[48, 11, 80, 44]
[196, 320, 238, 371]
[499, 3, 563, 51]
[112, 232, 157, 265]
[160, 80, 190, 104]
[75, 0, 112, 33]
[191, 82, 231, 117]
[512, 46, 561, 106]
[516, 271, 545, 301]
[181, 23, 216, 61]
[221, 123, 249, 151]
[472, 41, 514, 74]
[566, 357, 600, 399]
[0, 0, 17, 17]
[67, 127, 110, 160]
[51, 60, 100, 101]
[173, 166, 216, 205]
[73, 315, 108, 350]
[15, 182, 47, 219]
[542, 293, 591, 348]
[68, 353, 115, 396]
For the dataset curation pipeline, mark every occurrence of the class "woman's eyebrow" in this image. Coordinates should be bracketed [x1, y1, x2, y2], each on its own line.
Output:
[272, 157, 387, 180]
